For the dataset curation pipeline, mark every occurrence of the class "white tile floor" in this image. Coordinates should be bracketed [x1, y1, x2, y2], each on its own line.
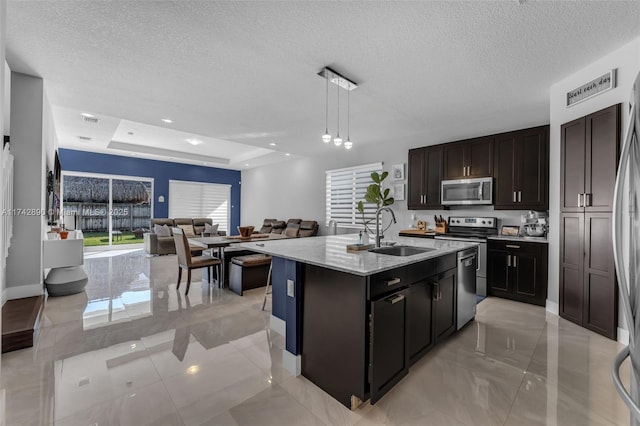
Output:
[0, 249, 632, 425]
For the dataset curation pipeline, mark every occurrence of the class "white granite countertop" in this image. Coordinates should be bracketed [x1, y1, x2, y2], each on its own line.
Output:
[487, 235, 548, 244]
[238, 234, 478, 276]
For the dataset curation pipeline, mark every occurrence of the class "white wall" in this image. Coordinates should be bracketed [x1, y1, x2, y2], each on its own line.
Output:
[5, 72, 51, 299]
[549, 36, 640, 338]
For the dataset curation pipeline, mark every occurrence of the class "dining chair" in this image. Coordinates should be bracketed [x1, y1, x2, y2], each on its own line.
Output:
[173, 227, 222, 295]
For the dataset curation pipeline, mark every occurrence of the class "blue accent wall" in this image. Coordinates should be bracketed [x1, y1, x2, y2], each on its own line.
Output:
[58, 149, 241, 231]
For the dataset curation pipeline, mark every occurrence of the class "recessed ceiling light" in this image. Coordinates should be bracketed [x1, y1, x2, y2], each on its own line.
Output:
[269, 142, 277, 146]
[185, 138, 203, 146]
[285, 153, 291, 156]
[161, 118, 173, 123]
[80, 113, 95, 118]
[78, 136, 92, 142]
[127, 131, 134, 135]
[80, 113, 100, 124]
[245, 163, 250, 166]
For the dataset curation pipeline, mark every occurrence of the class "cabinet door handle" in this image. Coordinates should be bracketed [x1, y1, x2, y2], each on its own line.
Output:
[518, 191, 522, 202]
[578, 193, 583, 208]
[385, 277, 401, 286]
[513, 191, 517, 202]
[387, 294, 405, 304]
[467, 166, 471, 176]
[462, 166, 466, 176]
[433, 283, 440, 300]
[506, 244, 520, 249]
[507, 254, 511, 267]
[586, 193, 592, 207]
[513, 256, 517, 268]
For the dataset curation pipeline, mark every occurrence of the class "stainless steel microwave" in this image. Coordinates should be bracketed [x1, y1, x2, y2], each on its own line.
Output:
[441, 177, 493, 205]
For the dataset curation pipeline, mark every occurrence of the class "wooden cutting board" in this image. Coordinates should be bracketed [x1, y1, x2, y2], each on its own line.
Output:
[399, 229, 436, 235]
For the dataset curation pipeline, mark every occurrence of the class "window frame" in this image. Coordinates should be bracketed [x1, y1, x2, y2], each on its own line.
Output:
[325, 162, 383, 228]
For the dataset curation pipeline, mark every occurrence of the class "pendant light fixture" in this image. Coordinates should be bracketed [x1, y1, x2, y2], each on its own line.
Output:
[318, 67, 358, 149]
[344, 88, 353, 150]
[322, 75, 331, 143]
[333, 82, 342, 146]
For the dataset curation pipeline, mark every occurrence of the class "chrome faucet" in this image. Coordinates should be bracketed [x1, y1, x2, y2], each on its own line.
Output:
[375, 207, 397, 248]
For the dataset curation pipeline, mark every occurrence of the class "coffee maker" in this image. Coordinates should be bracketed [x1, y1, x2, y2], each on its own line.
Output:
[521, 211, 548, 237]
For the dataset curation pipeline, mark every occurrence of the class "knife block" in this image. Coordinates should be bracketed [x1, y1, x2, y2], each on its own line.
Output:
[435, 223, 447, 234]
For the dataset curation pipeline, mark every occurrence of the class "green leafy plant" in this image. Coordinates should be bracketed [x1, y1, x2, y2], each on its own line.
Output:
[356, 171, 395, 234]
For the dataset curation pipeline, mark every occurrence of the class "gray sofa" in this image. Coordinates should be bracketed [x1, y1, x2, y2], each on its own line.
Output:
[144, 218, 226, 255]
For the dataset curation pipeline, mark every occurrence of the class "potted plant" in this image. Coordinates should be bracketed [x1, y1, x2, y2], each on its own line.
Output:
[356, 171, 395, 236]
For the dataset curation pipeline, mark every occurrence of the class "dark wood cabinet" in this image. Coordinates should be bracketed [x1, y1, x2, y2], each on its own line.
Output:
[559, 104, 620, 340]
[408, 280, 434, 363]
[433, 268, 457, 340]
[443, 136, 493, 180]
[369, 287, 410, 404]
[561, 104, 620, 213]
[408, 146, 443, 209]
[487, 240, 548, 306]
[494, 126, 549, 210]
[559, 213, 617, 339]
[407, 256, 456, 365]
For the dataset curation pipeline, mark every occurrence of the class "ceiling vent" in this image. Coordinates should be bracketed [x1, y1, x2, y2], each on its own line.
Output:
[82, 116, 100, 124]
[78, 136, 92, 142]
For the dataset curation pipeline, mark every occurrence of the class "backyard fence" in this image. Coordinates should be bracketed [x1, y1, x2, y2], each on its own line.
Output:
[63, 202, 151, 232]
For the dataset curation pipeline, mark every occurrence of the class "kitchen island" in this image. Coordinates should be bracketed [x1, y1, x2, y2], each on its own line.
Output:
[239, 234, 477, 409]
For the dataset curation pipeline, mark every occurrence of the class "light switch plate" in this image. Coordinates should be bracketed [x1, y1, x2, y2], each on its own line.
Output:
[287, 279, 295, 297]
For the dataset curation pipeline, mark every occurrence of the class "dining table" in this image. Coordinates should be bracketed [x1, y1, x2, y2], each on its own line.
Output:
[189, 233, 290, 287]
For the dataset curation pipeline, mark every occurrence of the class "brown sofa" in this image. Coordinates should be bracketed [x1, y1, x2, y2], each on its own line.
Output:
[257, 218, 319, 237]
[144, 218, 226, 255]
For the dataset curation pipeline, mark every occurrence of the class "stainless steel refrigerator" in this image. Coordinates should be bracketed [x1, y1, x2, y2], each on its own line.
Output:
[612, 71, 640, 425]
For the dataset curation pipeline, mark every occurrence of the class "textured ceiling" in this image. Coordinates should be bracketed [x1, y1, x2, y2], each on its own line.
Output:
[5, 1, 640, 169]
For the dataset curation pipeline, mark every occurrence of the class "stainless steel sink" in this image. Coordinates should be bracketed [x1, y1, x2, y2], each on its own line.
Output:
[369, 246, 435, 256]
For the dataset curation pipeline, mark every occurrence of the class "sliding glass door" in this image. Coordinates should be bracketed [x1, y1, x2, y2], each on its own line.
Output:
[62, 172, 153, 247]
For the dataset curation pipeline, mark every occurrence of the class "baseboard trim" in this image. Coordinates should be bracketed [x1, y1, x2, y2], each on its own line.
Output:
[618, 327, 630, 345]
[1, 288, 7, 307]
[545, 299, 559, 315]
[5, 283, 44, 300]
[282, 349, 301, 376]
[270, 315, 286, 337]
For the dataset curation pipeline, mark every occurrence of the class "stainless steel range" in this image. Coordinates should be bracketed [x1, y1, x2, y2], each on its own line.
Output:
[434, 216, 497, 297]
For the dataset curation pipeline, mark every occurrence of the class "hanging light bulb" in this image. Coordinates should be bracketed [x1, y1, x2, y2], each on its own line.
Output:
[334, 81, 342, 146]
[322, 72, 331, 143]
[344, 87, 353, 150]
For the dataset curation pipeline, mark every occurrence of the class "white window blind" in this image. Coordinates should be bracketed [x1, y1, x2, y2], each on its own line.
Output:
[326, 162, 382, 227]
[168, 180, 230, 232]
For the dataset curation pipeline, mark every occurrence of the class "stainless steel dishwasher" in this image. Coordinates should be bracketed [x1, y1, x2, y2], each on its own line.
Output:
[457, 247, 478, 330]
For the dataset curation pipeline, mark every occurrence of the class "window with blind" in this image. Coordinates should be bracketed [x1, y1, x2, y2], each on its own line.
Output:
[325, 162, 382, 227]
[168, 180, 230, 232]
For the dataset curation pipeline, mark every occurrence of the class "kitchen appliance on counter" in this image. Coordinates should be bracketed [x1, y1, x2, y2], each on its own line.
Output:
[457, 247, 478, 330]
[441, 177, 493, 206]
[521, 211, 548, 237]
[434, 216, 497, 297]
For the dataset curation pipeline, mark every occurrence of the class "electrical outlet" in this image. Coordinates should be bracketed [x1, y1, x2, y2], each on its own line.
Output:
[287, 279, 295, 297]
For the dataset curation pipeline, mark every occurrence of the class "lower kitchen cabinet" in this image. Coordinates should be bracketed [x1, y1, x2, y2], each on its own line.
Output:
[434, 268, 457, 340]
[407, 264, 456, 364]
[487, 240, 548, 306]
[408, 280, 434, 363]
[369, 287, 410, 404]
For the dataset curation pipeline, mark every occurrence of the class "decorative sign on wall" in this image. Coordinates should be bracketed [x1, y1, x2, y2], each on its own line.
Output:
[566, 69, 616, 107]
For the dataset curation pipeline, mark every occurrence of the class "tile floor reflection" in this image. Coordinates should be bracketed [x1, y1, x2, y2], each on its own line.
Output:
[0, 249, 633, 425]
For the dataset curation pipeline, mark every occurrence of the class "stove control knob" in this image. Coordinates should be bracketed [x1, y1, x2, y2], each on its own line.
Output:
[482, 221, 486, 224]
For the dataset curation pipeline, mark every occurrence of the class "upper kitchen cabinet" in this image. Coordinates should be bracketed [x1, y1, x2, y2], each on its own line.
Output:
[408, 146, 443, 210]
[561, 104, 620, 213]
[443, 136, 493, 180]
[494, 126, 549, 210]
